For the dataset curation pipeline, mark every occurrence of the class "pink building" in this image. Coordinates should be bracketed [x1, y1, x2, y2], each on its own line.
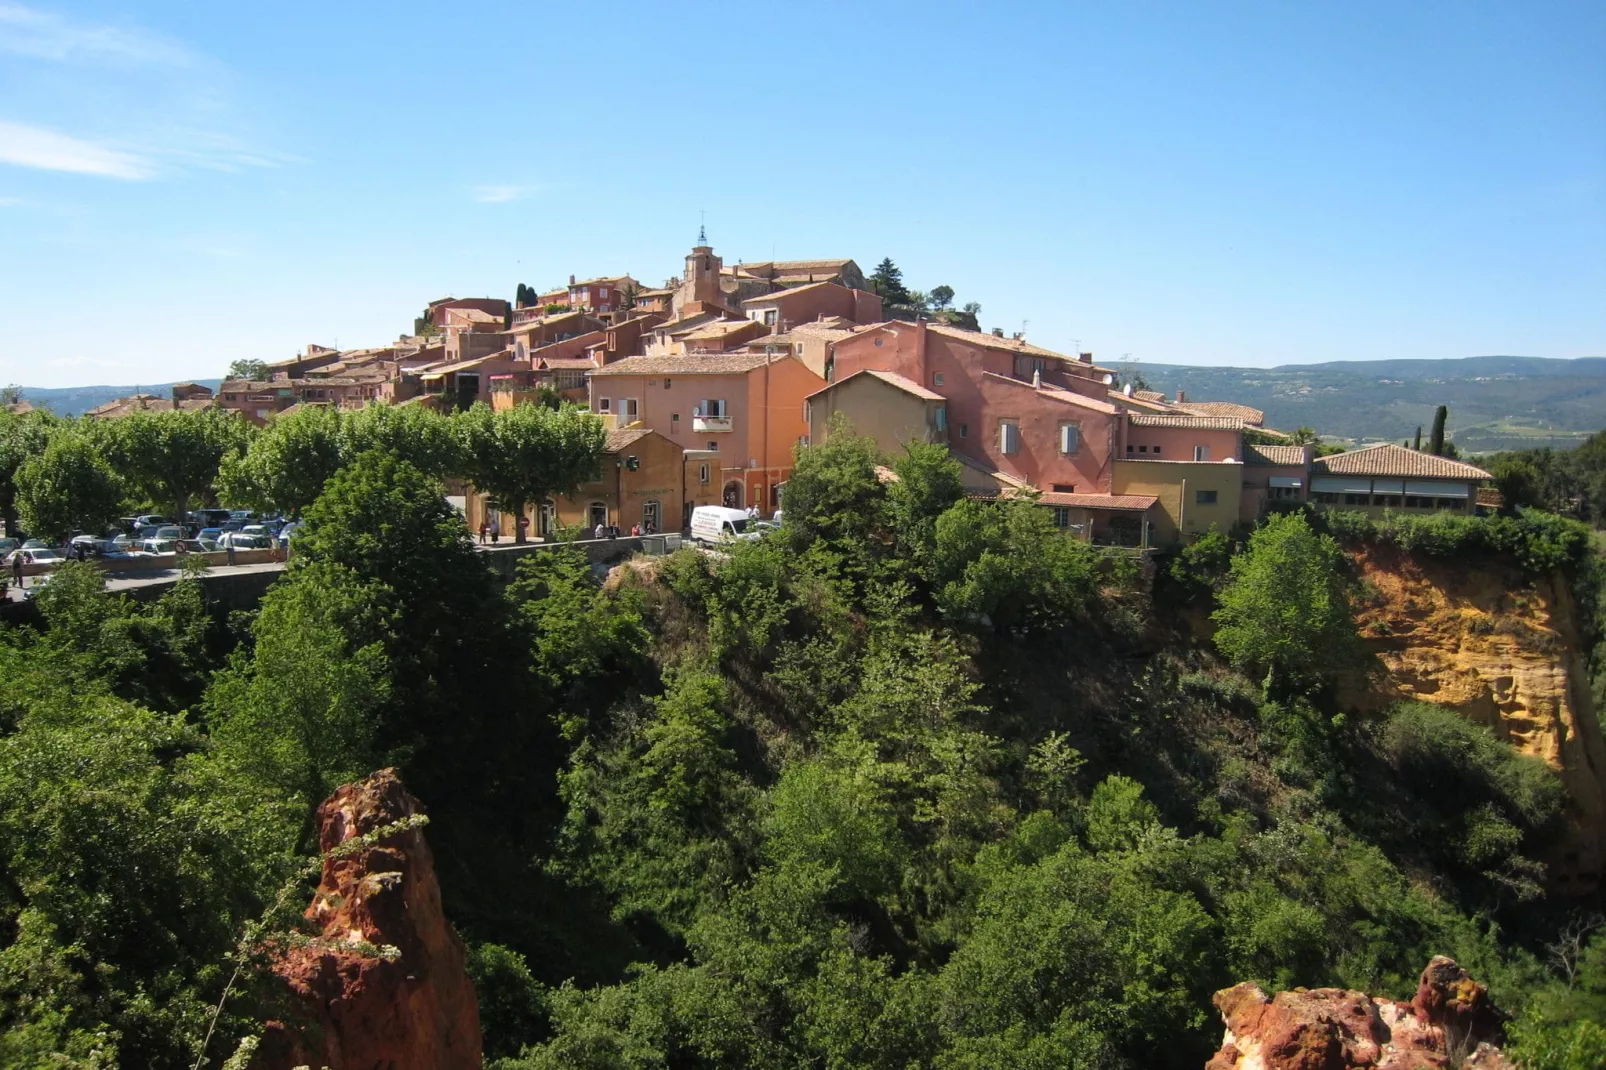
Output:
[740, 281, 883, 332]
[1123, 414, 1244, 464]
[588, 352, 824, 512]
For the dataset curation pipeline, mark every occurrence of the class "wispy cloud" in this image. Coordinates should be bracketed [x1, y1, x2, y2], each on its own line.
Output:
[0, 119, 153, 179]
[0, 2, 191, 66]
[474, 184, 543, 204]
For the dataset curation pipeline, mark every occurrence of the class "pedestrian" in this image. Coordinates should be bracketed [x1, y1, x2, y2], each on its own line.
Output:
[594, 522, 606, 540]
[490, 526, 500, 545]
[631, 523, 641, 537]
[478, 520, 489, 544]
[225, 537, 237, 566]
[11, 552, 22, 591]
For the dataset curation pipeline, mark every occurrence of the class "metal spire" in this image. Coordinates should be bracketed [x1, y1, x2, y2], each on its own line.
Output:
[698, 209, 707, 245]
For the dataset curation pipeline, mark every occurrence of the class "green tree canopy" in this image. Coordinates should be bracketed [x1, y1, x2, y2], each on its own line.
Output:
[217, 403, 344, 514]
[96, 408, 251, 522]
[1211, 511, 1361, 694]
[15, 429, 123, 542]
[869, 258, 911, 306]
[224, 359, 269, 381]
[457, 402, 605, 543]
[0, 407, 58, 535]
[930, 284, 955, 310]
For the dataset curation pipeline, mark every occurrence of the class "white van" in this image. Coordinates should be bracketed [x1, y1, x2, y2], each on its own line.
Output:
[690, 506, 756, 545]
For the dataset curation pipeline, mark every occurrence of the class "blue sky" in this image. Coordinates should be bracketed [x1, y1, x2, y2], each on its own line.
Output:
[1, 1, 1602, 387]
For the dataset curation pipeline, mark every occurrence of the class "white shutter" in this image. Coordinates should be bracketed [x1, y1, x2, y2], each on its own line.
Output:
[1060, 424, 1079, 453]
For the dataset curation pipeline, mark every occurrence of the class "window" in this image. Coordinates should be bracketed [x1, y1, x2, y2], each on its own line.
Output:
[796, 342, 805, 357]
[672, 413, 680, 424]
[764, 310, 777, 326]
[824, 357, 836, 381]
[642, 500, 660, 531]
[1052, 483, 1076, 493]
[803, 401, 812, 424]
[934, 406, 947, 432]
[934, 373, 944, 386]
[664, 378, 672, 389]
[619, 397, 639, 418]
[1153, 446, 1162, 455]
[598, 398, 611, 413]
[1194, 445, 1211, 461]
[1439, 497, 1466, 510]
[1052, 507, 1072, 529]
[708, 441, 718, 451]
[1138, 444, 1148, 453]
[1127, 444, 1135, 453]
[1000, 420, 1020, 455]
[1344, 493, 1369, 506]
[699, 463, 710, 484]
[959, 423, 968, 439]
[1059, 424, 1080, 453]
[698, 398, 727, 417]
[1269, 485, 1301, 501]
[1375, 494, 1401, 507]
[1314, 491, 1339, 504]
[1196, 490, 1219, 505]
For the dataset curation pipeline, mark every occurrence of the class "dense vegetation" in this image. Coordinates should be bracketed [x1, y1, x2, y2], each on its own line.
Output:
[1485, 429, 1606, 527]
[0, 410, 1603, 1067]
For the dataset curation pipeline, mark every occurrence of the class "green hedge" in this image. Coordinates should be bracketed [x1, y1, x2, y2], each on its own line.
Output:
[1312, 507, 1595, 575]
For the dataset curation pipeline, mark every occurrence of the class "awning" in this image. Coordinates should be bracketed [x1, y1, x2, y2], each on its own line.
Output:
[1311, 477, 1372, 494]
[1405, 480, 1468, 498]
[1268, 476, 1302, 488]
[421, 372, 446, 381]
[1371, 479, 1405, 494]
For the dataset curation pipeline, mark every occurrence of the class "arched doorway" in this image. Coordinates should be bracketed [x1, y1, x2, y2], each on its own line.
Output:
[588, 502, 608, 531]
[642, 500, 661, 534]
[722, 481, 743, 508]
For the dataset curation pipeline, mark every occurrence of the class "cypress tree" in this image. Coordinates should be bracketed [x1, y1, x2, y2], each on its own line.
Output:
[1429, 406, 1448, 455]
[1413, 426, 1422, 451]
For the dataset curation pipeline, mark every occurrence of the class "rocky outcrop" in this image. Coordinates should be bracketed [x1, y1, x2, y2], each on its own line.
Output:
[1339, 543, 1606, 893]
[1205, 957, 1508, 1069]
[254, 769, 483, 1070]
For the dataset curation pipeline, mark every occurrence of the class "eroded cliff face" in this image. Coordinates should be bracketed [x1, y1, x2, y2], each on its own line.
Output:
[254, 769, 483, 1070]
[1205, 957, 1509, 1069]
[1338, 543, 1606, 893]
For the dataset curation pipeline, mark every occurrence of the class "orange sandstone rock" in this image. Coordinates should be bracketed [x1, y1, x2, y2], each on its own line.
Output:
[254, 769, 483, 1070]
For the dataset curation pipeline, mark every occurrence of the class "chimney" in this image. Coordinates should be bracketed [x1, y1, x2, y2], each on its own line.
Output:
[992, 327, 1004, 337]
[1079, 352, 1093, 364]
[569, 274, 576, 285]
[1176, 390, 1186, 404]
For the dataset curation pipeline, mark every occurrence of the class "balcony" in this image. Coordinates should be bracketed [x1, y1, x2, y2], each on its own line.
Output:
[693, 414, 733, 432]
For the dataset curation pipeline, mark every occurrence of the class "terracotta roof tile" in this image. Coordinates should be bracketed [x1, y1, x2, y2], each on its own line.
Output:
[604, 427, 653, 451]
[590, 352, 796, 377]
[1311, 443, 1491, 480]
[1245, 444, 1309, 466]
[1128, 413, 1245, 430]
[1181, 401, 1265, 424]
[807, 368, 944, 402]
[1038, 492, 1158, 510]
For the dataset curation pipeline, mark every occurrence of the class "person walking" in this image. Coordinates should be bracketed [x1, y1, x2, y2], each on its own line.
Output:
[225, 536, 237, 567]
[11, 552, 22, 592]
[478, 520, 489, 544]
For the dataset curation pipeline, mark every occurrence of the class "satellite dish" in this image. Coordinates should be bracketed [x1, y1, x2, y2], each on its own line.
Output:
[1102, 373, 1115, 385]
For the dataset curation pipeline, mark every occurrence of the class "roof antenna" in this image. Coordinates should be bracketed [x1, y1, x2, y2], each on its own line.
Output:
[698, 210, 707, 245]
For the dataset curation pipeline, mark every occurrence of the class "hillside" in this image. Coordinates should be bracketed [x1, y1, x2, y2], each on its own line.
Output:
[14, 379, 222, 417]
[1134, 355, 1606, 452]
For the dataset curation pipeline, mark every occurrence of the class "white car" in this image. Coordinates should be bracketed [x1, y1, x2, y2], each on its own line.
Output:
[7, 548, 63, 566]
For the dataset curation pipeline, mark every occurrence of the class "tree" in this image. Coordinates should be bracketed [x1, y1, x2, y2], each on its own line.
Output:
[0, 384, 23, 406]
[458, 402, 604, 543]
[1290, 427, 1318, 445]
[15, 431, 123, 542]
[930, 285, 955, 310]
[869, 258, 911, 307]
[0, 407, 57, 536]
[341, 401, 462, 479]
[225, 359, 269, 381]
[1413, 426, 1423, 451]
[98, 408, 251, 523]
[218, 403, 344, 514]
[515, 283, 535, 308]
[1429, 406, 1448, 455]
[887, 441, 964, 569]
[1212, 511, 1361, 695]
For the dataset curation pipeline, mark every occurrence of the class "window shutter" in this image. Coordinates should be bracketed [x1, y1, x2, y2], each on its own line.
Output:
[1060, 424, 1079, 453]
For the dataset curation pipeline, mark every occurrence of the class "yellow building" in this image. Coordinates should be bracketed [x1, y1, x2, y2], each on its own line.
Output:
[1112, 458, 1244, 544]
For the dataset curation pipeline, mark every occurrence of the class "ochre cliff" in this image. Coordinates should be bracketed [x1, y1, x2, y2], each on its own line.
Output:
[254, 769, 483, 1070]
[1206, 957, 1509, 1069]
[1338, 543, 1606, 893]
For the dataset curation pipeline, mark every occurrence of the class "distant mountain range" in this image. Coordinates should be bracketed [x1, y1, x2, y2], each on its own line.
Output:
[17, 380, 223, 418]
[1134, 356, 1606, 453]
[15, 356, 1605, 454]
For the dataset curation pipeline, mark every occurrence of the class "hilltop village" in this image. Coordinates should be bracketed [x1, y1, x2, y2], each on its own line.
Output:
[88, 235, 1494, 545]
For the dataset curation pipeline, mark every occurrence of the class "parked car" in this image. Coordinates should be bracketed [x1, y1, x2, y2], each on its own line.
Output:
[240, 524, 272, 539]
[68, 534, 109, 556]
[138, 538, 179, 555]
[192, 508, 232, 527]
[276, 521, 300, 547]
[228, 510, 258, 524]
[197, 527, 223, 550]
[219, 532, 272, 550]
[21, 539, 53, 550]
[0, 538, 17, 556]
[153, 525, 184, 541]
[689, 506, 759, 545]
[7, 547, 64, 567]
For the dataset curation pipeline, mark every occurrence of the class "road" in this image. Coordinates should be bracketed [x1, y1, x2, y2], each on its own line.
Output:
[3, 559, 289, 602]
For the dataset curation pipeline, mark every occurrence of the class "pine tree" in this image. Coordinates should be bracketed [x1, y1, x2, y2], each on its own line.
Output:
[1429, 407, 1448, 455]
[870, 258, 910, 306]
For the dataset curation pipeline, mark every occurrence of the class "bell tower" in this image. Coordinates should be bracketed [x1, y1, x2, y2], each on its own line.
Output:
[679, 223, 723, 310]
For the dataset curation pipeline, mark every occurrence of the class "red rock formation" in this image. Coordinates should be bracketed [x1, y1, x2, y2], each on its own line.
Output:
[254, 769, 483, 1070]
[1205, 957, 1509, 1069]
